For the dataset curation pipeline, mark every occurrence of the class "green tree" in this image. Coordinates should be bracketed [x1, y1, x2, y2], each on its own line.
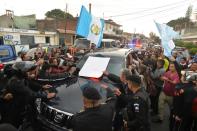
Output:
[167, 17, 189, 31]
[185, 5, 193, 19]
[167, 5, 194, 32]
[174, 40, 197, 55]
[149, 32, 161, 44]
[45, 9, 74, 19]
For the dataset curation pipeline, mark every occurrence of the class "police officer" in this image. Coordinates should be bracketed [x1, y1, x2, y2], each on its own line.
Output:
[67, 84, 116, 131]
[114, 74, 151, 131]
[0, 61, 55, 128]
[103, 68, 132, 131]
[0, 123, 17, 131]
[103, 68, 131, 94]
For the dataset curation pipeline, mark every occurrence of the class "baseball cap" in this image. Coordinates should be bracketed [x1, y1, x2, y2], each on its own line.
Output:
[12, 61, 37, 72]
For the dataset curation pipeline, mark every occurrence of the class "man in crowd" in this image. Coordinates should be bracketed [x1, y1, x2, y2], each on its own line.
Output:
[0, 61, 55, 128]
[173, 61, 197, 131]
[150, 59, 165, 115]
[153, 62, 180, 123]
[114, 74, 151, 131]
[67, 85, 116, 131]
[103, 68, 132, 130]
[103, 68, 131, 95]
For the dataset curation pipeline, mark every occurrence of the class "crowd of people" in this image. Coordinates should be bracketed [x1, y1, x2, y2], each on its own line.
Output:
[0, 44, 196, 131]
[123, 48, 197, 131]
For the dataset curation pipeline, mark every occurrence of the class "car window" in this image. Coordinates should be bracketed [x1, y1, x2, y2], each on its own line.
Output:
[105, 42, 111, 48]
[0, 49, 9, 58]
[74, 39, 90, 49]
[107, 58, 124, 76]
[77, 55, 124, 76]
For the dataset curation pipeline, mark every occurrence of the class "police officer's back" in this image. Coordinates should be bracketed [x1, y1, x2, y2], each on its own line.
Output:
[67, 85, 116, 131]
[0, 61, 55, 128]
[115, 74, 151, 131]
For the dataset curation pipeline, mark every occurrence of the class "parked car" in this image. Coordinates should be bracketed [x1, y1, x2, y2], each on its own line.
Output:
[0, 45, 17, 71]
[70, 38, 120, 56]
[100, 39, 119, 48]
[73, 38, 91, 50]
[35, 48, 133, 131]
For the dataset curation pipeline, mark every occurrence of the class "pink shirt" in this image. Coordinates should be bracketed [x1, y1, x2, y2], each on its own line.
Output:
[163, 71, 180, 96]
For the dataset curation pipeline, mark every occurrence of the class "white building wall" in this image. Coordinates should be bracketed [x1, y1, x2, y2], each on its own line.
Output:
[0, 27, 58, 45]
[2, 33, 21, 44]
[34, 36, 45, 44]
[190, 9, 197, 22]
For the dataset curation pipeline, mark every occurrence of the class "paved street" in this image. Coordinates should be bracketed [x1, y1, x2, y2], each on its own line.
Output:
[151, 105, 170, 131]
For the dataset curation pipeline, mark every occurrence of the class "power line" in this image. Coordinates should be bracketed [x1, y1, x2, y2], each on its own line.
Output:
[118, 0, 196, 22]
[106, 0, 192, 18]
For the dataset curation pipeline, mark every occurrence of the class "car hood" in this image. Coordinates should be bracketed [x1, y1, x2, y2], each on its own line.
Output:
[45, 76, 117, 115]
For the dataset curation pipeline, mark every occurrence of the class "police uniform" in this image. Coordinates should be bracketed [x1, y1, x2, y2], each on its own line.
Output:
[0, 62, 48, 128]
[119, 88, 151, 131]
[106, 73, 130, 131]
[67, 87, 116, 131]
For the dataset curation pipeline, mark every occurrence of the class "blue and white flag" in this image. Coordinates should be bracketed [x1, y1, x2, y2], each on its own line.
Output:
[154, 21, 179, 57]
[76, 6, 104, 48]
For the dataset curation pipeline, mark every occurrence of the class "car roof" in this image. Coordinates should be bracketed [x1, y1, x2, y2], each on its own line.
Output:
[88, 48, 133, 58]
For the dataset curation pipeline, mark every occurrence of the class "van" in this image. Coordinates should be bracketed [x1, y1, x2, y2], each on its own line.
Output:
[0, 45, 17, 71]
[100, 39, 118, 48]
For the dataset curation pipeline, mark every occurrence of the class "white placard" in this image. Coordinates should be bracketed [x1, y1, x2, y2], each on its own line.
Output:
[79, 56, 110, 78]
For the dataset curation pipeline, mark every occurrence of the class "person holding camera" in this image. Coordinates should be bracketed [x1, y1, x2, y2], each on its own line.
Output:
[172, 62, 197, 131]
[149, 59, 165, 116]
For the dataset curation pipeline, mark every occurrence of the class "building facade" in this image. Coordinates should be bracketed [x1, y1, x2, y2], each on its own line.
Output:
[37, 18, 77, 46]
[0, 27, 58, 47]
[103, 19, 123, 42]
[190, 8, 197, 22]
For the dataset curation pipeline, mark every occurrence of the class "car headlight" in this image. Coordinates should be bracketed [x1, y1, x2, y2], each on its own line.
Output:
[54, 112, 66, 124]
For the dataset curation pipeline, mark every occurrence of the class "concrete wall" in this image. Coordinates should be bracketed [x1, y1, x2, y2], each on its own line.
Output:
[0, 28, 58, 45]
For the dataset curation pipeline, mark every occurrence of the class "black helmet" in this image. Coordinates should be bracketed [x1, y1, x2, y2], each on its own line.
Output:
[12, 61, 37, 72]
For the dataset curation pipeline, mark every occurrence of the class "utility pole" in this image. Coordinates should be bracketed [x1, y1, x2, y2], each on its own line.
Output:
[6, 10, 14, 30]
[89, 3, 92, 14]
[64, 3, 68, 46]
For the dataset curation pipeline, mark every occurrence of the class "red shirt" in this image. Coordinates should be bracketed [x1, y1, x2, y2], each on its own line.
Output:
[163, 71, 180, 96]
[50, 66, 65, 74]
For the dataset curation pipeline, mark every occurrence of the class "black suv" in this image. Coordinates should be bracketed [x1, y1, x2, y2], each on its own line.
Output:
[35, 48, 133, 131]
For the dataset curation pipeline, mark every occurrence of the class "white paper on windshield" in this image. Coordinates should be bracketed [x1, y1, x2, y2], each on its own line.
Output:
[79, 56, 110, 78]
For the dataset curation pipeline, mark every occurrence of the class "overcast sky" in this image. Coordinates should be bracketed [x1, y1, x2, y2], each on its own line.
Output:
[0, 0, 196, 36]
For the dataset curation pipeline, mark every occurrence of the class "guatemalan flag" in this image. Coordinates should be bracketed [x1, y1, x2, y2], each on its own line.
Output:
[154, 21, 179, 57]
[76, 6, 105, 48]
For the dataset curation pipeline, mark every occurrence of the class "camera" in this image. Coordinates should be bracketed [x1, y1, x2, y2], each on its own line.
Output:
[184, 71, 197, 81]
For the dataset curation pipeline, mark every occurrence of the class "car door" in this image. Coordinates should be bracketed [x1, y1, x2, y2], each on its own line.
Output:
[0, 45, 16, 62]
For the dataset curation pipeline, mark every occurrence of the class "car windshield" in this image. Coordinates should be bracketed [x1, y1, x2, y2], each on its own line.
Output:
[77, 55, 124, 76]
[0, 49, 9, 58]
[74, 39, 90, 49]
